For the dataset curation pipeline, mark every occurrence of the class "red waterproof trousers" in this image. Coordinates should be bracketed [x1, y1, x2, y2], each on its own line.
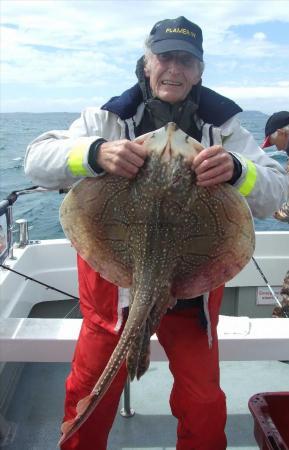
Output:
[61, 286, 226, 450]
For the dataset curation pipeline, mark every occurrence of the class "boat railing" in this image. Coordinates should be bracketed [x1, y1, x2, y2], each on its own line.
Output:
[0, 186, 69, 265]
[0, 197, 13, 264]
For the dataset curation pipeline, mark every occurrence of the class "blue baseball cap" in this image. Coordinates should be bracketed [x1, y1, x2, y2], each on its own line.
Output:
[262, 111, 289, 148]
[149, 16, 204, 62]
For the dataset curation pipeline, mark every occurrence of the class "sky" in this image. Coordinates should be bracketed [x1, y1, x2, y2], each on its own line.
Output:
[1, 0, 289, 114]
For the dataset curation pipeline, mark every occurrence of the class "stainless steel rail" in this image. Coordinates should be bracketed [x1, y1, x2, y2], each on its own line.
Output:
[0, 186, 66, 264]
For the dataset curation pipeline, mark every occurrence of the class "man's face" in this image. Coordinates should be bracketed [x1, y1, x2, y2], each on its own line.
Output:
[144, 51, 202, 104]
[269, 129, 289, 151]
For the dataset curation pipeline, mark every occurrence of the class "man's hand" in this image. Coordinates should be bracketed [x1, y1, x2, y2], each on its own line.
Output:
[192, 145, 234, 187]
[97, 140, 148, 178]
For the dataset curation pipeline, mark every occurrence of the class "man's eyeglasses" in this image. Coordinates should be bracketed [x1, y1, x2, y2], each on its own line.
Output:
[157, 51, 198, 68]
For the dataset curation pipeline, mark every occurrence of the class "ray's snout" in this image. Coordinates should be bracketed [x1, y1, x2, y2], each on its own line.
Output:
[142, 122, 202, 164]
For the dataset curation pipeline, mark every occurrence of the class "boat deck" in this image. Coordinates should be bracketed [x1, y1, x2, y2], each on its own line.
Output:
[1, 237, 289, 449]
[2, 359, 289, 449]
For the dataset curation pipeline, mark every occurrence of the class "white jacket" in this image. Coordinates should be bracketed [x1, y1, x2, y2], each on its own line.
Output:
[25, 103, 288, 219]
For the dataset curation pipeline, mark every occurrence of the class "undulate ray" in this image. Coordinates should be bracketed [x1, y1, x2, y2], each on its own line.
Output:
[59, 122, 255, 445]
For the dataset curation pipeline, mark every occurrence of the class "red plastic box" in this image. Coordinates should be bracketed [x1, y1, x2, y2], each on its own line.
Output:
[248, 392, 289, 450]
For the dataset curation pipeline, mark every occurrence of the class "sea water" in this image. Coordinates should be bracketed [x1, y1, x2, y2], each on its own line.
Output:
[0, 111, 288, 240]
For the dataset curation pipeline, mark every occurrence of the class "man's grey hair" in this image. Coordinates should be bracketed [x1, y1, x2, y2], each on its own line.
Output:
[271, 124, 289, 139]
[143, 34, 205, 76]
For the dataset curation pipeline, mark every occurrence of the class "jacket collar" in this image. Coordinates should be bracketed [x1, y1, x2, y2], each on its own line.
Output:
[101, 84, 143, 120]
[101, 58, 242, 125]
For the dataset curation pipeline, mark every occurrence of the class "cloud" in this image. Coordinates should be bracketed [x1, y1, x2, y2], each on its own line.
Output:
[2, 44, 130, 87]
[211, 84, 289, 114]
[2, 95, 107, 113]
[215, 84, 289, 99]
[253, 32, 266, 41]
[1, 0, 289, 112]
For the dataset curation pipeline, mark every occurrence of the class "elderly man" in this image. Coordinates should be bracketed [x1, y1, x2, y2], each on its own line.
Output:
[25, 16, 287, 450]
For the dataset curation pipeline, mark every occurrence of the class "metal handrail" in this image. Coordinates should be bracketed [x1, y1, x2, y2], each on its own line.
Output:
[0, 186, 69, 264]
[0, 201, 14, 263]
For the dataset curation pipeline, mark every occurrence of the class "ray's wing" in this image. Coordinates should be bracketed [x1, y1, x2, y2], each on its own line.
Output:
[170, 183, 255, 297]
[60, 176, 134, 287]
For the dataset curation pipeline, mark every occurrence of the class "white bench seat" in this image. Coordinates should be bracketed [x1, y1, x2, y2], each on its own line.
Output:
[1, 316, 289, 362]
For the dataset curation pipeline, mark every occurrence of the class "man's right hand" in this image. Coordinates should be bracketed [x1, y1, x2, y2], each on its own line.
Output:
[97, 140, 148, 178]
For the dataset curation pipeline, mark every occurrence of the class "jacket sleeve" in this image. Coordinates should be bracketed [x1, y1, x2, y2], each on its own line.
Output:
[24, 108, 121, 189]
[220, 118, 288, 219]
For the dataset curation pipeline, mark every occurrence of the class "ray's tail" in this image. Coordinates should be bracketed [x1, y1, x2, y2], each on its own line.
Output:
[58, 301, 149, 447]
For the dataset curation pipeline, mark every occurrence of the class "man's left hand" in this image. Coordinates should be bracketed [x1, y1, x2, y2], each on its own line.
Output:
[192, 145, 234, 187]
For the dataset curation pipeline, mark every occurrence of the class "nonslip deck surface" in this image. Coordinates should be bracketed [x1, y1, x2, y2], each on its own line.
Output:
[1, 360, 288, 450]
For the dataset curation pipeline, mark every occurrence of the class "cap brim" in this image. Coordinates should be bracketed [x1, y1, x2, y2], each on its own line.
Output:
[151, 39, 203, 61]
[261, 135, 271, 149]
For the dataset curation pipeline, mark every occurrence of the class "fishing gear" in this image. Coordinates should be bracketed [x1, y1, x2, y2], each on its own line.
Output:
[0, 264, 80, 319]
[0, 264, 78, 300]
[252, 256, 289, 318]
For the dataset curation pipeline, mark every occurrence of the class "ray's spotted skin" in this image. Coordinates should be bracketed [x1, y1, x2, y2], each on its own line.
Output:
[59, 122, 255, 445]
